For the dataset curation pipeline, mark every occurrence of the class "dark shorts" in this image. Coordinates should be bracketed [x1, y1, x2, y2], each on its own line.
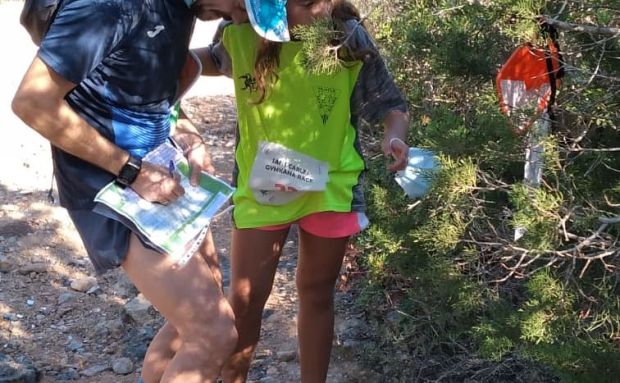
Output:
[67, 204, 160, 274]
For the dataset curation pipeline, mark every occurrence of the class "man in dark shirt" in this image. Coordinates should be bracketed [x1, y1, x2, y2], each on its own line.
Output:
[12, 0, 248, 382]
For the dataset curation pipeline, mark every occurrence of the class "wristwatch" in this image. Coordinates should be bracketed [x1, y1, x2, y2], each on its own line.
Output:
[115, 154, 142, 188]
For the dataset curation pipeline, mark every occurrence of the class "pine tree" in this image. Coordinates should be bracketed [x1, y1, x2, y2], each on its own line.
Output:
[350, 0, 620, 380]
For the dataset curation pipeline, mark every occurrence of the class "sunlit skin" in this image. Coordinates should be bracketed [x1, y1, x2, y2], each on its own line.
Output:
[191, 0, 248, 23]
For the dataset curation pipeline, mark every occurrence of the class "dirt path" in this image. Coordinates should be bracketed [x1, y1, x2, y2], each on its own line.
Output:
[1, 3, 376, 382]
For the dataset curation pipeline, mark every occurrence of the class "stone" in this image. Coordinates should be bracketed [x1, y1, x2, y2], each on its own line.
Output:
[69, 276, 97, 292]
[65, 338, 83, 352]
[276, 350, 297, 362]
[80, 364, 109, 377]
[56, 367, 79, 381]
[0, 255, 12, 273]
[112, 357, 134, 375]
[111, 273, 137, 298]
[57, 292, 76, 305]
[123, 294, 152, 323]
[16, 263, 48, 275]
[0, 353, 39, 383]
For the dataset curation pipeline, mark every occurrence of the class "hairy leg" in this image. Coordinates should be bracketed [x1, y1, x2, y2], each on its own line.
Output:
[138, 230, 223, 382]
[296, 230, 348, 382]
[122, 233, 237, 383]
[222, 228, 289, 383]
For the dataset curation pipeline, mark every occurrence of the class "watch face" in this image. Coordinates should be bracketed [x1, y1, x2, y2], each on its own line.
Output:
[117, 156, 142, 186]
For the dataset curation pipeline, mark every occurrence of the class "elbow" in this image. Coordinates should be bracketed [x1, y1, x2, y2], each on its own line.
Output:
[11, 91, 28, 122]
[11, 87, 41, 126]
[12, 87, 55, 133]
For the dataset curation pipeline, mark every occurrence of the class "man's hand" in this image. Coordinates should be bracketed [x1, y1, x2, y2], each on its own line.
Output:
[173, 119, 215, 186]
[131, 162, 185, 205]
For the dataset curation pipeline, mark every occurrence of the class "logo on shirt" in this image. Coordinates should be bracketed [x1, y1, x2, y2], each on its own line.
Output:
[314, 86, 339, 125]
[239, 73, 258, 92]
[147, 25, 165, 38]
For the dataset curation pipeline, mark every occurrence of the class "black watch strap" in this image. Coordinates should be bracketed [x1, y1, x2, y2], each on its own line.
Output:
[115, 154, 142, 188]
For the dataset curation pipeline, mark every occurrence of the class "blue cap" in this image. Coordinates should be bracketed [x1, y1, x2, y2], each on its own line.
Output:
[244, 0, 290, 42]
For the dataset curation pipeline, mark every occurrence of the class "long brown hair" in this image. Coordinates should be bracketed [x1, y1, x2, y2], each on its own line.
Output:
[252, 0, 362, 104]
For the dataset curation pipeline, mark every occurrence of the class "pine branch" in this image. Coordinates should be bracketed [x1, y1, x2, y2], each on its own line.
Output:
[542, 17, 620, 36]
[292, 16, 369, 76]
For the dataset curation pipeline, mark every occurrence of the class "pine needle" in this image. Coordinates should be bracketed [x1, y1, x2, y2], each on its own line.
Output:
[292, 18, 346, 76]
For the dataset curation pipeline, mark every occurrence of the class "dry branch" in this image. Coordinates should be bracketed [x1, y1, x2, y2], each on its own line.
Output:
[543, 17, 620, 36]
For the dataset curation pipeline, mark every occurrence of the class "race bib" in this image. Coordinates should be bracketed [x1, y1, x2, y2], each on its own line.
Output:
[249, 141, 330, 205]
[250, 141, 329, 192]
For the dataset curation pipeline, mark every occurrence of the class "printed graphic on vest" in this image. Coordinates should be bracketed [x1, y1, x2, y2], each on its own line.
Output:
[239, 73, 258, 92]
[314, 86, 339, 125]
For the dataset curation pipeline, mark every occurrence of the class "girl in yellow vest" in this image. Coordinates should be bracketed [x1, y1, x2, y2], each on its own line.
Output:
[194, 0, 410, 380]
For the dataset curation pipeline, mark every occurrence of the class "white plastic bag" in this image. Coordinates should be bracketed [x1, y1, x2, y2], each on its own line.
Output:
[394, 147, 439, 199]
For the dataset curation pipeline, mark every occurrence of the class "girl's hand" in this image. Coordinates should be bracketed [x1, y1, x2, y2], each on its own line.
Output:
[383, 137, 409, 172]
[131, 161, 185, 205]
[173, 119, 216, 186]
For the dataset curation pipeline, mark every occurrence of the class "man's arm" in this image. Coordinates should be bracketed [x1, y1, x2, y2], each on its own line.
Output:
[171, 108, 215, 185]
[12, 56, 130, 176]
[192, 47, 226, 76]
[12, 57, 184, 203]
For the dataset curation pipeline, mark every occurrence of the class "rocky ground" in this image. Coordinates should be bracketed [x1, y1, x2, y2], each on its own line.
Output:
[0, 3, 380, 382]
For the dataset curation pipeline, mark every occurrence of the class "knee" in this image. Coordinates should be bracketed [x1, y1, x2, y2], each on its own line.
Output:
[296, 276, 336, 309]
[180, 300, 238, 354]
[228, 283, 272, 319]
[189, 314, 238, 356]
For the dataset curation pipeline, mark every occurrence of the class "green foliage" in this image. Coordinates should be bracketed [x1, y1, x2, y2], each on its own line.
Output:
[510, 183, 563, 249]
[352, 0, 620, 381]
[292, 18, 346, 76]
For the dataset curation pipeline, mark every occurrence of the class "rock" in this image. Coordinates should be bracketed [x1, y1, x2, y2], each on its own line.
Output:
[69, 276, 97, 292]
[86, 285, 101, 295]
[112, 357, 134, 375]
[253, 350, 273, 360]
[56, 305, 73, 318]
[80, 363, 109, 377]
[335, 317, 365, 339]
[0, 255, 12, 273]
[16, 263, 47, 275]
[276, 350, 297, 362]
[56, 367, 79, 381]
[67, 258, 86, 268]
[65, 338, 83, 352]
[262, 366, 279, 382]
[106, 319, 125, 339]
[123, 294, 152, 323]
[57, 292, 76, 305]
[111, 273, 137, 298]
[0, 353, 39, 383]
[93, 322, 110, 338]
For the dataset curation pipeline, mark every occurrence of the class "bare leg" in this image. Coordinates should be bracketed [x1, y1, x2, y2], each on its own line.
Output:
[139, 230, 223, 382]
[221, 228, 289, 383]
[122, 233, 237, 383]
[296, 229, 348, 383]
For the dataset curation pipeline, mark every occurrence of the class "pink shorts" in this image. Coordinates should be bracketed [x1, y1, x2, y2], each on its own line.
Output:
[257, 211, 369, 238]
